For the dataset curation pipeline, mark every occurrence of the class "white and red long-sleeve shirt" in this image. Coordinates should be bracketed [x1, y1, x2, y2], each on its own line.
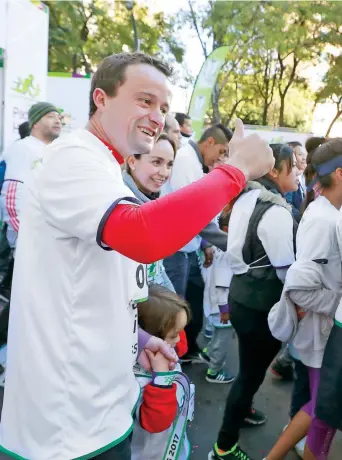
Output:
[1, 135, 46, 248]
[0, 129, 245, 460]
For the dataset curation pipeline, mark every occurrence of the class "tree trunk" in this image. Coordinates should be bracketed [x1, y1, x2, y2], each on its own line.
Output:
[279, 95, 285, 127]
[211, 83, 221, 123]
[326, 110, 342, 137]
[262, 103, 268, 126]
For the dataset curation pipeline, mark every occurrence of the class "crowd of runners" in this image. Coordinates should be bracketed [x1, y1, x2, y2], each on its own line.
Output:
[0, 52, 340, 460]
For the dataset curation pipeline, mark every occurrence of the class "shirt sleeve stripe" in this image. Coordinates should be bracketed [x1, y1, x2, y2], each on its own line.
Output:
[96, 196, 141, 251]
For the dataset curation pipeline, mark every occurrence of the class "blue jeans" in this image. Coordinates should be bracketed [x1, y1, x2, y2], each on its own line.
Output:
[164, 251, 204, 354]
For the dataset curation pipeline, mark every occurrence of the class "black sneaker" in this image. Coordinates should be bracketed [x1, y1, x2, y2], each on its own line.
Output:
[206, 369, 235, 384]
[181, 351, 207, 364]
[208, 443, 253, 459]
[243, 407, 267, 426]
[270, 359, 293, 381]
[199, 347, 210, 364]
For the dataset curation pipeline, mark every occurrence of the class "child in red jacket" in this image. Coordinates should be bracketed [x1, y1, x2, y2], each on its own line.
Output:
[131, 284, 194, 460]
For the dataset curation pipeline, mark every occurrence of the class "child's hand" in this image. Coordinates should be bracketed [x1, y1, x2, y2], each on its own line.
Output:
[220, 312, 230, 324]
[145, 350, 170, 372]
[203, 247, 214, 268]
[295, 305, 306, 321]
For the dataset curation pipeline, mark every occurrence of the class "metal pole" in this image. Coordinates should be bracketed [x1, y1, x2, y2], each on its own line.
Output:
[131, 11, 139, 52]
[124, 1, 139, 52]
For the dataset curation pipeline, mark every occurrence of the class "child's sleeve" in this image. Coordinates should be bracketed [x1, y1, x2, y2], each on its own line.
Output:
[175, 330, 188, 358]
[139, 377, 178, 433]
[213, 251, 233, 311]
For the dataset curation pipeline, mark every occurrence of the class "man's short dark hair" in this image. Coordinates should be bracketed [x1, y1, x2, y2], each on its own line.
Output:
[89, 52, 173, 118]
[18, 121, 30, 139]
[199, 123, 233, 145]
[288, 141, 302, 148]
[175, 112, 191, 127]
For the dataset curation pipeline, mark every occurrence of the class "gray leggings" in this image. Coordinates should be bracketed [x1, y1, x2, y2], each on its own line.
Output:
[208, 326, 233, 372]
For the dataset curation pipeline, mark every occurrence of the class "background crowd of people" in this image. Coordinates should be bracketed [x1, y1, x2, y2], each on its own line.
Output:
[0, 52, 340, 460]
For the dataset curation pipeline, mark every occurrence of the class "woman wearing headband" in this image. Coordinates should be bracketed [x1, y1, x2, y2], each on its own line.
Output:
[265, 138, 342, 460]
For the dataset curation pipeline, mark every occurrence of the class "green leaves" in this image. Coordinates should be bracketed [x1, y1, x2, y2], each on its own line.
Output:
[177, 0, 342, 129]
[46, 0, 184, 73]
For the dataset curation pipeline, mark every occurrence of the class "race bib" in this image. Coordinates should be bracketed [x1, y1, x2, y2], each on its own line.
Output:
[130, 264, 148, 362]
[147, 260, 163, 284]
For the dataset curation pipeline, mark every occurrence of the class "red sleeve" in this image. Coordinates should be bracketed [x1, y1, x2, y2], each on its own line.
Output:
[175, 330, 188, 358]
[140, 383, 177, 433]
[101, 165, 245, 263]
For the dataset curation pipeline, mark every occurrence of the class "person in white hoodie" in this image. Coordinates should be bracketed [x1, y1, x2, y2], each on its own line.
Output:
[266, 138, 342, 460]
[315, 215, 342, 438]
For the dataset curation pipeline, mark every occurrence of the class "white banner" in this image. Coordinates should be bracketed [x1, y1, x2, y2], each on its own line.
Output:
[3, 0, 49, 149]
[243, 126, 312, 146]
[0, 0, 6, 51]
[47, 76, 91, 132]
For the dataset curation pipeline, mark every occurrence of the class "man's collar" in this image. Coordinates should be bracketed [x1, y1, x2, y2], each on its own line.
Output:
[99, 138, 125, 165]
[189, 139, 203, 165]
[189, 139, 209, 173]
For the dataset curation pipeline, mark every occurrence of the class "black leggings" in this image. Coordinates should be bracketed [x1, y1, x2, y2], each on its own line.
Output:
[92, 436, 131, 460]
[217, 298, 281, 450]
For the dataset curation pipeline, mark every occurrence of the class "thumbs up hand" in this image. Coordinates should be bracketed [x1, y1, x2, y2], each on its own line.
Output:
[227, 119, 274, 181]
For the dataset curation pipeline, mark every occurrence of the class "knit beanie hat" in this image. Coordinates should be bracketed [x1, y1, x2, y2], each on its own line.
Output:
[28, 102, 59, 129]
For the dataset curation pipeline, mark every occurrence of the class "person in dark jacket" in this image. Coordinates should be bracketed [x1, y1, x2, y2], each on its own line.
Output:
[285, 141, 307, 223]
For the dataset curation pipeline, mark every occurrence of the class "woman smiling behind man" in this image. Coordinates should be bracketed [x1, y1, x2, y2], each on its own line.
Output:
[123, 134, 176, 290]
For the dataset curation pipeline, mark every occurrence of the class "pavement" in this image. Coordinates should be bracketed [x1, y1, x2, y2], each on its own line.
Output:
[186, 330, 342, 459]
[0, 331, 340, 459]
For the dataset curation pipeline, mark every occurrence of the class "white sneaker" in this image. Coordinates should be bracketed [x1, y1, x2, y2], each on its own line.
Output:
[294, 437, 306, 458]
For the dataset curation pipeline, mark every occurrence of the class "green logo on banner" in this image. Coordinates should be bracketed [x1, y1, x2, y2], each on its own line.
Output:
[12, 74, 41, 98]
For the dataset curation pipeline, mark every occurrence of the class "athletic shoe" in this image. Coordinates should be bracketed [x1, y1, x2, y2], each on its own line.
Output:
[208, 442, 253, 459]
[294, 436, 306, 458]
[206, 369, 235, 384]
[181, 351, 207, 364]
[205, 327, 213, 339]
[198, 347, 210, 364]
[243, 407, 267, 426]
[270, 359, 293, 381]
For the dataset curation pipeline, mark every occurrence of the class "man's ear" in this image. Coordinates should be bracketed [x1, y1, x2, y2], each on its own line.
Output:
[92, 88, 107, 112]
[268, 167, 279, 179]
[207, 136, 216, 147]
[335, 168, 342, 182]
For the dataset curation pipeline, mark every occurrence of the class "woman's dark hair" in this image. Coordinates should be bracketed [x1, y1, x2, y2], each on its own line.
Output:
[304, 137, 327, 188]
[126, 134, 176, 174]
[218, 211, 230, 230]
[175, 112, 191, 127]
[269, 143, 294, 173]
[303, 138, 342, 211]
[138, 284, 191, 340]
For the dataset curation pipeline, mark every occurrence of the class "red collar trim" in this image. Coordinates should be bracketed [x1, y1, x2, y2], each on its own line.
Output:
[99, 138, 125, 165]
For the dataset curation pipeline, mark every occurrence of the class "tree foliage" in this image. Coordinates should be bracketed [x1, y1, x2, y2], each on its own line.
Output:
[46, 0, 184, 73]
[317, 55, 342, 136]
[179, 0, 342, 129]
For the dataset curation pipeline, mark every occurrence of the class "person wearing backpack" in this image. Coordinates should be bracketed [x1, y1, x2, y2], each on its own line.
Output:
[209, 144, 299, 460]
